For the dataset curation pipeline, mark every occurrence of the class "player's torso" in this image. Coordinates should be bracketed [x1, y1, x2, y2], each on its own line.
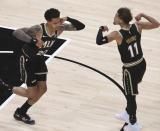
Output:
[118, 24, 143, 64]
[22, 23, 58, 58]
[37, 23, 58, 56]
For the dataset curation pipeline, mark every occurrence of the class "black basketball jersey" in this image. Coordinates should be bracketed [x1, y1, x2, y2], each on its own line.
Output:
[118, 24, 143, 63]
[22, 23, 58, 58]
[37, 23, 58, 56]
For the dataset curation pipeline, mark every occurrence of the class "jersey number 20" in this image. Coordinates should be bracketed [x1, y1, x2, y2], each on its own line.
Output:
[128, 42, 139, 57]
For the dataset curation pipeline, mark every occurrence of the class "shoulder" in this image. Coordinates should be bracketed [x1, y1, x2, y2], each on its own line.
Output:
[109, 31, 122, 39]
[134, 22, 141, 28]
[134, 22, 142, 34]
[108, 31, 119, 36]
[109, 31, 123, 45]
[22, 24, 43, 38]
[28, 24, 42, 31]
[14, 24, 42, 33]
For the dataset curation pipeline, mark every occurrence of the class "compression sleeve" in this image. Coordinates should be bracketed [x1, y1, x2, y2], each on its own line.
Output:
[96, 26, 108, 45]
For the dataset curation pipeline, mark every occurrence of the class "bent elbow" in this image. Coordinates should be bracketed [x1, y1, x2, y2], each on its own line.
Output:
[154, 24, 159, 28]
[12, 30, 17, 37]
[81, 24, 85, 30]
[96, 40, 102, 45]
[154, 23, 160, 28]
[77, 24, 85, 30]
[12, 30, 19, 38]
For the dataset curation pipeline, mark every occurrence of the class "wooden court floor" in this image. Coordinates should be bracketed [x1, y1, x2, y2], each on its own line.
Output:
[0, 0, 160, 131]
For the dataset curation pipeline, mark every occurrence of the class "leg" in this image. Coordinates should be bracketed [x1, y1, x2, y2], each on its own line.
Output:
[12, 85, 38, 97]
[13, 85, 38, 125]
[122, 68, 143, 131]
[123, 68, 137, 125]
[27, 81, 47, 105]
[27, 59, 48, 105]
[19, 86, 38, 111]
[13, 63, 38, 125]
[14, 80, 47, 125]
[18, 56, 47, 113]
[14, 56, 47, 124]
[126, 95, 137, 124]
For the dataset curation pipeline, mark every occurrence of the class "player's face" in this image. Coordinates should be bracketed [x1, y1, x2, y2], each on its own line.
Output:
[113, 12, 122, 25]
[48, 18, 61, 30]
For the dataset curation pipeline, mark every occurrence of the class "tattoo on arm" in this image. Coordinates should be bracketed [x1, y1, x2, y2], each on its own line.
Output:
[26, 25, 42, 37]
[59, 23, 77, 31]
[13, 25, 42, 43]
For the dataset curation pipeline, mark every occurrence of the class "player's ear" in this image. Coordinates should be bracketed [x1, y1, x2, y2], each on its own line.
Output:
[119, 19, 123, 24]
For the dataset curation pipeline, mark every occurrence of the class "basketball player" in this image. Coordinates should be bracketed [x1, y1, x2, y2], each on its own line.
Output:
[0, 8, 85, 125]
[96, 7, 159, 131]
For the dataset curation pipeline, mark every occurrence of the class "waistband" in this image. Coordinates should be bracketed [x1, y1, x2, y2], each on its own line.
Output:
[123, 57, 144, 68]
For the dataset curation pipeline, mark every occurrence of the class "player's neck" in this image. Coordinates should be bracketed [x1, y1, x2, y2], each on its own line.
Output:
[46, 23, 56, 35]
[120, 23, 131, 30]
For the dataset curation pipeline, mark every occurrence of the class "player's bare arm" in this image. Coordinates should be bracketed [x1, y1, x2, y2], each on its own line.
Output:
[135, 13, 160, 33]
[58, 17, 85, 34]
[96, 26, 122, 45]
[12, 25, 43, 48]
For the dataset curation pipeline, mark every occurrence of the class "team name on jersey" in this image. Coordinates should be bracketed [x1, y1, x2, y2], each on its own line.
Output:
[126, 35, 136, 44]
[37, 40, 55, 55]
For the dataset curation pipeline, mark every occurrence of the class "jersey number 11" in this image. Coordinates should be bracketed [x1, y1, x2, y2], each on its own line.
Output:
[128, 42, 139, 58]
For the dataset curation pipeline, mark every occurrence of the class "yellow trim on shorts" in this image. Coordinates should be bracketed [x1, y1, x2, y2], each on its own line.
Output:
[123, 57, 143, 68]
[123, 69, 137, 96]
[34, 72, 48, 75]
[20, 55, 27, 83]
[22, 48, 30, 58]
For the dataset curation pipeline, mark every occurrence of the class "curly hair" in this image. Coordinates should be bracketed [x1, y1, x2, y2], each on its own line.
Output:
[44, 8, 60, 21]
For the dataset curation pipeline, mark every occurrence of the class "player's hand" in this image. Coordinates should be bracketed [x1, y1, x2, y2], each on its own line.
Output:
[99, 26, 109, 32]
[135, 13, 144, 21]
[36, 39, 44, 48]
[60, 17, 67, 24]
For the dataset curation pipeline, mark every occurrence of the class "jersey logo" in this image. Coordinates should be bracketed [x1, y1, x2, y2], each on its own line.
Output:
[37, 40, 55, 55]
[42, 35, 48, 38]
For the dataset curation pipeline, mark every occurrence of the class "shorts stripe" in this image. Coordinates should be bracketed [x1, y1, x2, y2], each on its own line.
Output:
[34, 72, 48, 75]
[20, 55, 27, 83]
[123, 69, 136, 96]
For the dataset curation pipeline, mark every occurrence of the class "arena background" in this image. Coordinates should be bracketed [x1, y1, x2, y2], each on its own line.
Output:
[0, 0, 160, 131]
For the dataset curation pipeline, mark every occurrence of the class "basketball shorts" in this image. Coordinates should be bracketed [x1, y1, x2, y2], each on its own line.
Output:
[123, 58, 146, 95]
[20, 55, 48, 87]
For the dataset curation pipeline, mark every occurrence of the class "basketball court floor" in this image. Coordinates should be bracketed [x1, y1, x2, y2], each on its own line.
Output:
[0, 0, 160, 131]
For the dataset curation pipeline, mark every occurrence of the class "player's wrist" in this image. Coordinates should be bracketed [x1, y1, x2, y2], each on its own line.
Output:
[31, 38, 38, 45]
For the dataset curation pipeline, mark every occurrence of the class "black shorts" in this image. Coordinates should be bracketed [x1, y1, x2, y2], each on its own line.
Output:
[20, 55, 48, 87]
[123, 58, 146, 95]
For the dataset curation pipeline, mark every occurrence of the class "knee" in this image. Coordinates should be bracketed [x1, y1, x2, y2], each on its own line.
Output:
[43, 86, 47, 93]
[27, 89, 37, 99]
[38, 85, 47, 94]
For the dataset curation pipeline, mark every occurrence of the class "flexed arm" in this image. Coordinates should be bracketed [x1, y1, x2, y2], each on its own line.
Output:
[12, 25, 44, 48]
[96, 26, 121, 45]
[59, 17, 85, 31]
[135, 13, 160, 33]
